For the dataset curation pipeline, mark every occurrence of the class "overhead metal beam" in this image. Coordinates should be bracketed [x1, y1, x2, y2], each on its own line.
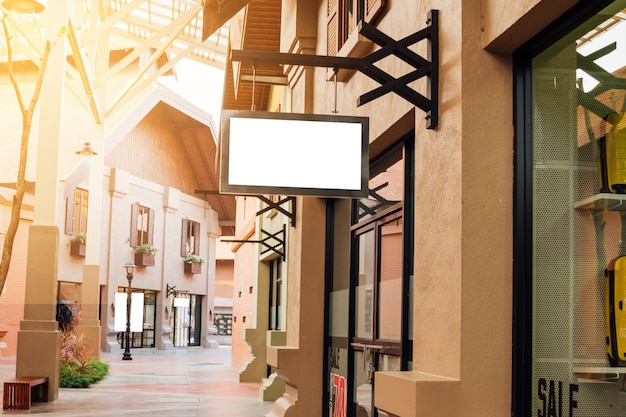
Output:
[67, 19, 103, 124]
[106, 5, 201, 115]
[104, 3, 200, 86]
[81, 0, 144, 46]
[231, 49, 362, 70]
[240, 74, 289, 85]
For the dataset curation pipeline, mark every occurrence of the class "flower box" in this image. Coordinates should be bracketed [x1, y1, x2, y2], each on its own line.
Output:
[69, 241, 86, 257]
[135, 252, 155, 267]
[184, 262, 201, 274]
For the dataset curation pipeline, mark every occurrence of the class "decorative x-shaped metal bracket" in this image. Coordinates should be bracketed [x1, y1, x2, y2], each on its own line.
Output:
[224, 225, 286, 261]
[256, 196, 296, 227]
[357, 182, 399, 221]
[356, 11, 438, 127]
[230, 10, 439, 129]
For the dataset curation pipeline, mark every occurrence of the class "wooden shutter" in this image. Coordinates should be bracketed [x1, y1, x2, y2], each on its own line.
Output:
[193, 221, 201, 255]
[130, 203, 138, 247]
[147, 208, 155, 246]
[65, 195, 74, 234]
[364, 0, 385, 23]
[327, 0, 340, 56]
[181, 219, 189, 256]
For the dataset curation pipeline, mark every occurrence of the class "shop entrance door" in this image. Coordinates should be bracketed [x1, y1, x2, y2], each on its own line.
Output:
[351, 211, 406, 417]
[170, 294, 202, 347]
[326, 137, 413, 417]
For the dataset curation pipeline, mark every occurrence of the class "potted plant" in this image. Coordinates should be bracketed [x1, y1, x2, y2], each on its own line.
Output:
[68, 232, 87, 257]
[134, 243, 157, 267]
[183, 253, 204, 274]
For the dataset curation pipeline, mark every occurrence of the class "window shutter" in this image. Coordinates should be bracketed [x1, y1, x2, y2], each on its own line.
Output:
[364, 0, 385, 23]
[181, 219, 189, 256]
[65, 196, 74, 234]
[130, 203, 138, 247]
[327, 0, 339, 56]
[193, 222, 201, 255]
[147, 208, 155, 246]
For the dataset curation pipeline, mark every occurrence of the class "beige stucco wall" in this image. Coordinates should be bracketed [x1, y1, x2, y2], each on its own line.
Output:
[231, 195, 260, 369]
[483, 0, 581, 52]
[269, 0, 590, 415]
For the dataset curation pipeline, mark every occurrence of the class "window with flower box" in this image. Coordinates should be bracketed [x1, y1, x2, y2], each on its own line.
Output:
[131, 203, 155, 266]
[181, 219, 201, 257]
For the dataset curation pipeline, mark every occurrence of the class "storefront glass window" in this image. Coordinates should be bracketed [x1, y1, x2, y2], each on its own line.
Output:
[525, 2, 626, 415]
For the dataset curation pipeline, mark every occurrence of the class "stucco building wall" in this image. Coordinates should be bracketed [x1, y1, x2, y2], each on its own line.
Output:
[256, 0, 588, 415]
[231, 195, 260, 369]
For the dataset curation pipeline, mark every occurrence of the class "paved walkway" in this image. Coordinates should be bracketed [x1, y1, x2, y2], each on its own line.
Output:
[0, 347, 275, 416]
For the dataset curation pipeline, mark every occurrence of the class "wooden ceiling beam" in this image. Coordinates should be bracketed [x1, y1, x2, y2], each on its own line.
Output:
[202, 0, 251, 41]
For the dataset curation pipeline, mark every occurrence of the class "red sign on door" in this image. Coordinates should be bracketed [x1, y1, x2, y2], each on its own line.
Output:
[332, 374, 346, 417]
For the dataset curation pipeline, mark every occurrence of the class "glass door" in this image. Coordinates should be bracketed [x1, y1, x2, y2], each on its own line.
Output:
[352, 212, 404, 417]
[170, 293, 202, 347]
[349, 137, 413, 417]
[325, 137, 413, 417]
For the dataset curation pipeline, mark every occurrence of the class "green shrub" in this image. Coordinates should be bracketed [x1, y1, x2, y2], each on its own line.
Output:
[59, 360, 109, 388]
[59, 328, 109, 388]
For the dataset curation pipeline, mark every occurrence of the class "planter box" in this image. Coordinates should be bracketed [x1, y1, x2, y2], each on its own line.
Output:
[135, 252, 155, 267]
[69, 241, 86, 257]
[184, 262, 201, 274]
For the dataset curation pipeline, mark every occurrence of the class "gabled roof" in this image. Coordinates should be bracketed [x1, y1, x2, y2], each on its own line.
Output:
[104, 85, 236, 234]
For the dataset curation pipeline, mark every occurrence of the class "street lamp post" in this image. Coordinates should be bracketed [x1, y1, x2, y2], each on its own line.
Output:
[122, 262, 136, 360]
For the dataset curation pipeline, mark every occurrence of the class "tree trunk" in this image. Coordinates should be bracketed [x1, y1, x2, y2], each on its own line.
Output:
[0, 16, 54, 295]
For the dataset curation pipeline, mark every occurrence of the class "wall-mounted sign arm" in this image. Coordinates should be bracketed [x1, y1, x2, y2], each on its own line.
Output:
[222, 226, 286, 261]
[166, 284, 189, 297]
[256, 196, 296, 227]
[230, 10, 439, 129]
[259, 226, 286, 260]
[166, 284, 176, 297]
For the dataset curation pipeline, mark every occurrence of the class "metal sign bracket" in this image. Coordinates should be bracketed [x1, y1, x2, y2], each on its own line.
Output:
[230, 10, 439, 129]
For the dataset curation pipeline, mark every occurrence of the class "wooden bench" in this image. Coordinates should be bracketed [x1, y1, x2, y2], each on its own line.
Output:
[3, 377, 49, 410]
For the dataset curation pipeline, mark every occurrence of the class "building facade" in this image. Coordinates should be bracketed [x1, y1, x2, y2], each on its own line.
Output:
[222, 0, 626, 416]
[0, 82, 233, 354]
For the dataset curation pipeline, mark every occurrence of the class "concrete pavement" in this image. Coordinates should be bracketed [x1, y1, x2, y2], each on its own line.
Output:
[1, 346, 275, 416]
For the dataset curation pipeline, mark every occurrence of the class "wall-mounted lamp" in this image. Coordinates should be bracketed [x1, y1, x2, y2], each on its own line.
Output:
[76, 142, 97, 157]
[1, 0, 45, 13]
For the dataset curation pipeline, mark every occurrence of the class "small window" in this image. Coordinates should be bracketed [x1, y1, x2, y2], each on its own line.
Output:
[130, 203, 154, 247]
[327, 0, 385, 56]
[65, 188, 89, 235]
[181, 219, 201, 256]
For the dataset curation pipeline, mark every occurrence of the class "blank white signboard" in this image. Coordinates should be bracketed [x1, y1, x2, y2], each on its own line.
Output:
[220, 111, 369, 198]
[113, 292, 145, 332]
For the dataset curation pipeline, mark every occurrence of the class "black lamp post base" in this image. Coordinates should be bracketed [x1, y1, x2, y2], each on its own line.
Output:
[122, 352, 132, 360]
